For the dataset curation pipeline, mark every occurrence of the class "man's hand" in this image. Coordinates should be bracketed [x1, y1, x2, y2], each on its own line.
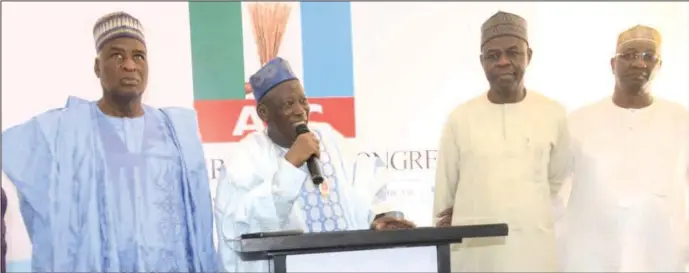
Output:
[436, 207, 453, 227]
[284, 132, 320, 167]
[371, 216, 416, 230]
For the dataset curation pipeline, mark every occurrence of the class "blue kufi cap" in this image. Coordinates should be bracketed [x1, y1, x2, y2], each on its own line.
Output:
[249, 57, 298, 103]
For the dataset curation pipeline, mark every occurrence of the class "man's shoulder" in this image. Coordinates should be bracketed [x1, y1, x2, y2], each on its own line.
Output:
[653, 98, 689, 116]
[566, 99, 611, 137]
[527, 91, 567, 115]
[569, 98, 607, 120]
[156, 106, 198, 120]
[233, 131, 273, 162]
[155, 106, 201, 135]
[157, 105, 197, 113]
[458, 93, 488, 108]
[446, 94, 486, 118]
[3, 107, 66, 135]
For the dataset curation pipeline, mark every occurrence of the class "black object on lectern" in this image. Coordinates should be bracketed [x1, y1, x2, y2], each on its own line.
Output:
[238, 223, 508, 273]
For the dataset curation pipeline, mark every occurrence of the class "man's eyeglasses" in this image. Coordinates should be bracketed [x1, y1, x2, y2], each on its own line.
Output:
[615, 52, 660, 63]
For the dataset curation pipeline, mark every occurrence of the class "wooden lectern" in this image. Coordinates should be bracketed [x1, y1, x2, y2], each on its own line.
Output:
[238, 223, 508, 273]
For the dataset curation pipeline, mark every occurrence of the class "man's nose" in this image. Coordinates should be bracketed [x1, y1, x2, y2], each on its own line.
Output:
[495, 54, 511, 66]
[293, 105, 308, 119]
[631, 58, 648, 68]
[121, 58, 137, 71]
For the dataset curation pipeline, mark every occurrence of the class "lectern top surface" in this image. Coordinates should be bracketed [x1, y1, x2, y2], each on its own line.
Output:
[238, 223, 509, 261]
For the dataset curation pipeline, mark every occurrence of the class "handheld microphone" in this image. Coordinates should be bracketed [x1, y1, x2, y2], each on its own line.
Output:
[295, 123, 324, 185]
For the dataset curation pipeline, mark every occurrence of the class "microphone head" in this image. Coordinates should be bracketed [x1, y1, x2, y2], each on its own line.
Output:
[295, 122, 309, 135]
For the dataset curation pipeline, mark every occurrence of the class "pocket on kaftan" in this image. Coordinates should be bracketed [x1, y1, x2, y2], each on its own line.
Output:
[527, 138, 552, 182]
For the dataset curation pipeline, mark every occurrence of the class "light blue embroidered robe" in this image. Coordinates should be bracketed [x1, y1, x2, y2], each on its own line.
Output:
[1, 97, 218, 272]
[214, 123, 391, 272]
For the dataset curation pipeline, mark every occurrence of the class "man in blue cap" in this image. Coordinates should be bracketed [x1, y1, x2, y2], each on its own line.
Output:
[214, 57, 416, 272]
[1, 11, 217, 272]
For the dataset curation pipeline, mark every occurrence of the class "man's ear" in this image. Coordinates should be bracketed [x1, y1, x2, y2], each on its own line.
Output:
[527, 48, 533, 64]
[610, 57, 616, 75]
[256, 103, 269, 122]
[94, 57, 101, 78]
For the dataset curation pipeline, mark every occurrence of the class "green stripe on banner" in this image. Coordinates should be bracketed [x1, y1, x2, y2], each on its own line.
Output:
[189, 2, 245, 100]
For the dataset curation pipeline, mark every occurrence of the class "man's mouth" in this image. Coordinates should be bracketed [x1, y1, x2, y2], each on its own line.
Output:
[292, 119, 308, 126]
[497, 72, 516, 80]
[625, 73, 648, 81]
[120, 77, 140, 86]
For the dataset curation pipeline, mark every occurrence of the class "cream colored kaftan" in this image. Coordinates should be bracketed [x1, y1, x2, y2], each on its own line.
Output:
[563, 97, 689, 272]
[433, 91, 571, 272]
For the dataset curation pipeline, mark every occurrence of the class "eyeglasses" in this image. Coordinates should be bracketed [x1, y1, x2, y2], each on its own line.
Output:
[615, 52, 660, 63]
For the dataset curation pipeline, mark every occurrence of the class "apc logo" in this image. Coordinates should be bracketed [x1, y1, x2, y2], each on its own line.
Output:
[188, 2, 355, 143]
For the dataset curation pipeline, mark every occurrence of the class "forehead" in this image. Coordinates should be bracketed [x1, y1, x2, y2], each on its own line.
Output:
[101, 37, 146, 53]
[482, 35, 527, 51]
[617, 40, 659, 53]
[265, 80, 304, 103]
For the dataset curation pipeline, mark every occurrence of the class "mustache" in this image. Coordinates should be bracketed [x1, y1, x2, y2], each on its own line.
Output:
[291, 116, 309, 128]
[624, 71, 649, 78]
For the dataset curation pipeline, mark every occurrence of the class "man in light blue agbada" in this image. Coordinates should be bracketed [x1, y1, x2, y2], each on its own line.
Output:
[1, 12, 217, 272]
[214, 57, 416, 272]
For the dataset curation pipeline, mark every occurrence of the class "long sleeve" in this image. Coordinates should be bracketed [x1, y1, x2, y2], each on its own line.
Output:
[684, 111, 689, 265]
[1, 188, 6, 273]
[433, 112, 461, 221]
[214, 147, 307, 272]
[161, 107, 220, 272]
[548, 109, 573, 199]
[548, 107, 572, 224]
[333, 127, 391, 226]
[2, 110, 62, 234]
[317, 121, 401, 229]
[2, 117, 54, 214]
[352, 155, 391, 217]
[683, 108, 689, 187]
[1, 110, 62, 271]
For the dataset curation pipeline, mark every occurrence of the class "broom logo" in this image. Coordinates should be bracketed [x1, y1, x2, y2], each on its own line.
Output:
[244, 2, 293, 99]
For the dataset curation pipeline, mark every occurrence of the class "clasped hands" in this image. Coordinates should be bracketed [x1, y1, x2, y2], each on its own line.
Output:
[435, 207, 453, 227]
[370, 212, 416, 230]
[368, 207, 454, 230]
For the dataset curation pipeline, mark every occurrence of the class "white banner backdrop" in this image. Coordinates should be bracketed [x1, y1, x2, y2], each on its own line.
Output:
[2, 2, 688, 271]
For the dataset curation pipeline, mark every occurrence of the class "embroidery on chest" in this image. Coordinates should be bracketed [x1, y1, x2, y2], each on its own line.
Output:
[296, 130, 349, 232]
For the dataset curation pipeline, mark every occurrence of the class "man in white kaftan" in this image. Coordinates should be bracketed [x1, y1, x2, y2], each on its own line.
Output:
[1, 12, 217, 272]
[433, 11, 571, 272]
[563, 25, 689, 272]
[214, 57, 416, 272]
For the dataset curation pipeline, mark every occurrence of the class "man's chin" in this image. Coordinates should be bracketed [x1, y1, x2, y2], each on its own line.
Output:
[111, 89, 144, 101]
[621, 81, 648, 93]
[492, 82, 518, 93]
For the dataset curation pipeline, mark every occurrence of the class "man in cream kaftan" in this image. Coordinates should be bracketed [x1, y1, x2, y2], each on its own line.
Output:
[214, 57, 415, 272]
[1, 12, 217, 272]
[433, 11, 571, 272]
[563, 25, 689, 272]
